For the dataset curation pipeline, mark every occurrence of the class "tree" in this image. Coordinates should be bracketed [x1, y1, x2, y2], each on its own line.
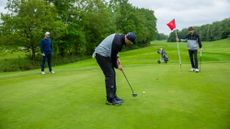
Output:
[1, 0, 158, 61]
[167, 30, 177, 42]
[1, 0, 66, 61]
[156, 33, 168, 40]
[109, 0, 157, 46]
[134, 8, 157, 44]
[80, 0, 116, 55]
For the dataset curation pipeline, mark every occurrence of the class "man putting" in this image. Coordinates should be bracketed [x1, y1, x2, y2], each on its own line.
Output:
[178, 27, 202, 72]
[93, 32, 136, 105]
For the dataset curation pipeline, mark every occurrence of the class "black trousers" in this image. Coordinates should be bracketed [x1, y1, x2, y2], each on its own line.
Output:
[41, 53, 52, 72]
[96, 53, 117, 101]
[188, 50, 198, 69]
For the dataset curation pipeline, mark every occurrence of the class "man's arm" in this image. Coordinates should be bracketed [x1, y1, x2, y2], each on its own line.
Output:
[111, 44, 119, 68]
[111, 36, 123, 69]
[197, 34, 202, 48]
[40, 40, 45, 56]
[40, 40, 43, 53]
[177, 35, 188, 42]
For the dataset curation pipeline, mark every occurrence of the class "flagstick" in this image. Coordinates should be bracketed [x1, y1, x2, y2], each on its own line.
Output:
[175, 30, 182, 69]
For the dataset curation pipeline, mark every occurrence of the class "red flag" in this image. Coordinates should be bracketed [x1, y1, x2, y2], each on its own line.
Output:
[167, 19, 176, 31]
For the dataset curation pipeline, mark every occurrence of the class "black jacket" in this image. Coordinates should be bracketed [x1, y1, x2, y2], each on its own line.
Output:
[111, 34, 125, 68]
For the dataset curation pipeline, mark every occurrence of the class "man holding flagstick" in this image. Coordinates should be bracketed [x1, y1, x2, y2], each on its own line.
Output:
[177, 27, 203, 73]
[167, 19, 182, 69]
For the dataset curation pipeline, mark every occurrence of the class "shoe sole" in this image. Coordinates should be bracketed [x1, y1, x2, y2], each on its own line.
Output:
[106, 102, 122, 106]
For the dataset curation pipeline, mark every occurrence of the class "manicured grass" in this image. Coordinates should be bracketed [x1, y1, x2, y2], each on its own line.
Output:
[0, 39, 230, 129]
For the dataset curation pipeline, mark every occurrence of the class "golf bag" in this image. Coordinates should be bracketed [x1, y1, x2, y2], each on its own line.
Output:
[157, 48, 168, 64]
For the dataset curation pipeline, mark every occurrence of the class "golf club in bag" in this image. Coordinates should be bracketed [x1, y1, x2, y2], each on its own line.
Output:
[121, 69, 137, 97]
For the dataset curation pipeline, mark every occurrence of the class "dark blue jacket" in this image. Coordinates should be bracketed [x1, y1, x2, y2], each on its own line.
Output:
[40, 38, 52, 54]
[111, 34, 125, 68]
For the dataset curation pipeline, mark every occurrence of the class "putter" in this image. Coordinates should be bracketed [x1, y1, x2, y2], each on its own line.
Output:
[121, 69, 137, 97]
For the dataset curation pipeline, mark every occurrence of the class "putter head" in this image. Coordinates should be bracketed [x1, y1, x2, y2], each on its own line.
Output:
[132, 93, 138, 97]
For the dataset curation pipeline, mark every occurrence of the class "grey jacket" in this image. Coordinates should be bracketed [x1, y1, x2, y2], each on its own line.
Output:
[93, 33, 125, 68]
[185, 33, 202, 50]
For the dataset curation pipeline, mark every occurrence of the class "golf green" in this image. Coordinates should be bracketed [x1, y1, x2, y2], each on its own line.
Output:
[0, 39, 230, 129]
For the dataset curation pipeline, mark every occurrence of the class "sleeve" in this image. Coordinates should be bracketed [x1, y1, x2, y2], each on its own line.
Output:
[111, 38, 121, 68]
[50, 40, 53, 49]
[40, 40, 44, 53]
[180, 35, 188, 42]
[197, 34, 202, 48]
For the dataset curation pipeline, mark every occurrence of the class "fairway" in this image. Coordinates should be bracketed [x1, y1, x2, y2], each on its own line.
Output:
[0, 39, 230, 129]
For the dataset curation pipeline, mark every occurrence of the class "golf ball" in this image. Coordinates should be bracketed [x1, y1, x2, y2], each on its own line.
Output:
[142, 91, 146, 94]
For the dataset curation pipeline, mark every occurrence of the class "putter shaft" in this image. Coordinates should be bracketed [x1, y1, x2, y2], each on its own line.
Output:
[121, 69, 136, 94]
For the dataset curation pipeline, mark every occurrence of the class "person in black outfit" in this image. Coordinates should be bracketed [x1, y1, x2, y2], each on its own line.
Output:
[92, 32, 136, 105]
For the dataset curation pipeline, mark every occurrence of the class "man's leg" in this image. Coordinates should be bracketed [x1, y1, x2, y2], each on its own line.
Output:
[194, 50, 198, 69]
[113, 68, 117, 96]
[96, 54, 116, 102]
[41, 55, 46, 72]
[47, 53, 52, 72]
[113, 69, 123, 102]
[188, 50, 195, 69]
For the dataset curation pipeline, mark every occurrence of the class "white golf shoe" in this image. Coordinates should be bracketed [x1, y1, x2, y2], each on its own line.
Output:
[41, 71, 45, 75]
[50, 71, 55, 74]
[195, 69, 199, 73]
[190, 68, 195, 72]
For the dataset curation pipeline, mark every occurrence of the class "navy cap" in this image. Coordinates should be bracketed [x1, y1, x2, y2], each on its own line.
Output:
[126, 32, 136, 44]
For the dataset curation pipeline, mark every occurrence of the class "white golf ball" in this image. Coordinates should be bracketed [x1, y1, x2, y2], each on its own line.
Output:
[142, 91, 146, 94]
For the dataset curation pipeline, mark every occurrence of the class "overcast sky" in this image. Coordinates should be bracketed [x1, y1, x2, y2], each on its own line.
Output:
[1, 0, 230, 34]
[0, 0, 7, 13]
[129, 0, 230, 34]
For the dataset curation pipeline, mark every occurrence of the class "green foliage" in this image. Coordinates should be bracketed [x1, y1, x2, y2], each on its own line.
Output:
[0, 0, 157, 63]
[80, 0, 116, 55]
[167, 30, 177, 42]
[0, 0, 66, 61]
[109, 0, 157, 45]
[156, 33, 168, 40]
[0, 46, 91, 72]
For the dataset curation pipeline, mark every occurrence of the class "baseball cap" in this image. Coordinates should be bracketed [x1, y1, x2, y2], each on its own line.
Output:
[45, 32, 50, 35]
[126, 32, 136, 44]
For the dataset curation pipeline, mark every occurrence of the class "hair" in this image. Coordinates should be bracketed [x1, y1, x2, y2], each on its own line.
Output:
[188, 27, 194, 31]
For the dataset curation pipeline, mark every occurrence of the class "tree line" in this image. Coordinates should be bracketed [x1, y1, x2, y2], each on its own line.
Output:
[0, 0, 157, 61]
[168, 18, 230, 42]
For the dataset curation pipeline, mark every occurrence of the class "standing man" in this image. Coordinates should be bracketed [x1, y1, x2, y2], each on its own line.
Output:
[93, 32, 136, 105]
[178, 27, 202, 72]
[40, 32, 55, 75]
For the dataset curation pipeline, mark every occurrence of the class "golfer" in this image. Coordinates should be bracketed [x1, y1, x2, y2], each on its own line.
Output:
[40, 32, 55, 75]
[93, 32, 136, 105]
[178, 27, 202, 72]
